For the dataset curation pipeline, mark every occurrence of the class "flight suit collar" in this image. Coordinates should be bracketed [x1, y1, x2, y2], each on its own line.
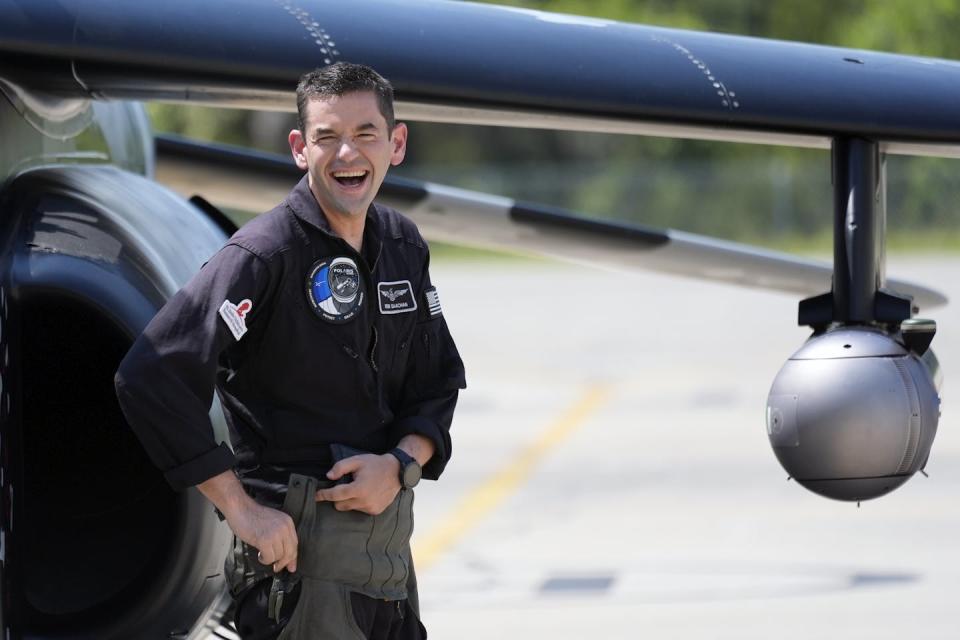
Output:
[287, 174, 383, 269]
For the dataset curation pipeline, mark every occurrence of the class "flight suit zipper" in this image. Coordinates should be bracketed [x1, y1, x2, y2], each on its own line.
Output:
[369, 325, 379, 373]
[328, 229, 380, 379]
[422, 330, 431, 361]
[323, 232, 379, 376]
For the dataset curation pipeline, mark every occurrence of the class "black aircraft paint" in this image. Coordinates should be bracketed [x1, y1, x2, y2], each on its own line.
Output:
[2, 0, 960, 146]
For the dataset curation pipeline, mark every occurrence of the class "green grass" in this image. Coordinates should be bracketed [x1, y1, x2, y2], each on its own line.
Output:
[431, 230, 960, 264]
[428, 242, 547, 263]
[750, 229, 960, 257]
[885, 230, 960, 254]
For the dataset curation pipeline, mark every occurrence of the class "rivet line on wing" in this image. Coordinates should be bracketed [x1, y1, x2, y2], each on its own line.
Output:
[274, 0, 340, 66]
[652, 36, 740, 111]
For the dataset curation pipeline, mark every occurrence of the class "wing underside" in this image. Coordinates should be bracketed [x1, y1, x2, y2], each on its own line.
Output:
[155, 135, 946, 312]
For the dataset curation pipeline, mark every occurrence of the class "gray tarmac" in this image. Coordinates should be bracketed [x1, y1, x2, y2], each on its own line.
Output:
[411, 256, 960, 639]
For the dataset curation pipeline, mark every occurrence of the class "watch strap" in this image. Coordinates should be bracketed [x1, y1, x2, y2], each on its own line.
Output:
[389, 447, 416, 467]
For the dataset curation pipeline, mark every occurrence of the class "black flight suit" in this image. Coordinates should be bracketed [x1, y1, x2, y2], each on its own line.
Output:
[115, 175, 466, 638]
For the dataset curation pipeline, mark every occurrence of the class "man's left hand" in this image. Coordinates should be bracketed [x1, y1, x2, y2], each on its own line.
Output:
[315, 453, 401, 515]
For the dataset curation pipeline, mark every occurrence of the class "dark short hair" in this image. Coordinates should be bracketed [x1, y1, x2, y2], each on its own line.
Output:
[296, 62, 396, 132]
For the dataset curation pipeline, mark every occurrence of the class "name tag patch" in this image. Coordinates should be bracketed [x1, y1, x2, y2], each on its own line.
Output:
[219, 298, 253, 340]
[378, 280, 417, 314]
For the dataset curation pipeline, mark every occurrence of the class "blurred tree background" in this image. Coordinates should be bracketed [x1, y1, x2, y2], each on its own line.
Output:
[149, 0, 960, 253]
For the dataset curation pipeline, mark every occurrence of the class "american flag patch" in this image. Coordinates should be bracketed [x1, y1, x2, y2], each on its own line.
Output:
[425, 286, 442, 317]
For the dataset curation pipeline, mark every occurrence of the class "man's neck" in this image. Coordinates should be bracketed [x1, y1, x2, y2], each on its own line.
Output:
[324, 210, 365, 253]
[307, 182, 366, 252]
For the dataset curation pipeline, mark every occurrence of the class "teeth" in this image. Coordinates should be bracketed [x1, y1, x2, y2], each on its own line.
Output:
[333, 170, 367, 178]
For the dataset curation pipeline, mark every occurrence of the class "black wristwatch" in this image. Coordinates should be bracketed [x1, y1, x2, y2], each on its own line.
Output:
[389, 447, 422, 489]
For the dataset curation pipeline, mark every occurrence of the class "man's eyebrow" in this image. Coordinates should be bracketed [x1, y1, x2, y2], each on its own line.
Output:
[311, 127, 336, 138]
[356, 123, 379, 132]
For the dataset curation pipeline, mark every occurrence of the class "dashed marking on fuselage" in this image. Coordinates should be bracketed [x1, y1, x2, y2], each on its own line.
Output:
[275, 0, 340, 65]
[652, 36, 740, 111]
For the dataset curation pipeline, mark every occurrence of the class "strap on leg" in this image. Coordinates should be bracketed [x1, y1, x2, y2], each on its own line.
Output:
[267, 474, 316, 623]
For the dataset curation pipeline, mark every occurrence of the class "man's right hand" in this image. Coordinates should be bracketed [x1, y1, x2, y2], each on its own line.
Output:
[226, 500, 299, 574]
[197, 469, 298, 573]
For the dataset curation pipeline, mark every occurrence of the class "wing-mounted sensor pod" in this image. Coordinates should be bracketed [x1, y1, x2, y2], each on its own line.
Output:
[767, 138, 942, 502]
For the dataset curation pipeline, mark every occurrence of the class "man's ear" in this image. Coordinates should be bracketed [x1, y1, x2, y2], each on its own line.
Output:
[389, 122, 408, 166]
[289, 129, 308, 171]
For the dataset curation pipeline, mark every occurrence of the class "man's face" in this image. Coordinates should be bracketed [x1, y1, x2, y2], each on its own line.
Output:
[289, 91, 407, 220]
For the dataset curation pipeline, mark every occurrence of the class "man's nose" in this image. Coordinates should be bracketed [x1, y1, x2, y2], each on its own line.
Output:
[337, 141, 359, 161]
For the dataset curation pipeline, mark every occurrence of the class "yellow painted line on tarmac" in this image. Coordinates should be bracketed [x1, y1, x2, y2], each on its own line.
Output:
[413, 383, 612, 571]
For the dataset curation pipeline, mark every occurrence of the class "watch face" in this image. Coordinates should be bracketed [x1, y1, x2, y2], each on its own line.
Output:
[402, 461, 422, 489]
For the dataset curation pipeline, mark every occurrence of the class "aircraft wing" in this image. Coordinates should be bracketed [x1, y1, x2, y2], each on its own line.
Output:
[2, 0, 960, 158]
[155, 135, 947, 312]
[3, 0, 951, 310]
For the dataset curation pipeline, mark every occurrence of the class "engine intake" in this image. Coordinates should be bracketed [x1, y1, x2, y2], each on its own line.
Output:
[1, 166, 233, 638]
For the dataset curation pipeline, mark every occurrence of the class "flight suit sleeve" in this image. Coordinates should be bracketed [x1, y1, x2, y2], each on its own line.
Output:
[389, 252, 466, 480]
[114, 242, 276, 491]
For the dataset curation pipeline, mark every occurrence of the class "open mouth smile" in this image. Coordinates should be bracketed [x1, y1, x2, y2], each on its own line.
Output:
[331, 169, 369, 189]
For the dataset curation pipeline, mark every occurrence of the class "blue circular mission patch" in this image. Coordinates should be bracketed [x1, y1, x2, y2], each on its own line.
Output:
[305, 256, 364, 323]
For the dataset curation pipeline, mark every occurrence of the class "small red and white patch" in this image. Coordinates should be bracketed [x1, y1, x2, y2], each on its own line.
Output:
[219, 298, 253, 340]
